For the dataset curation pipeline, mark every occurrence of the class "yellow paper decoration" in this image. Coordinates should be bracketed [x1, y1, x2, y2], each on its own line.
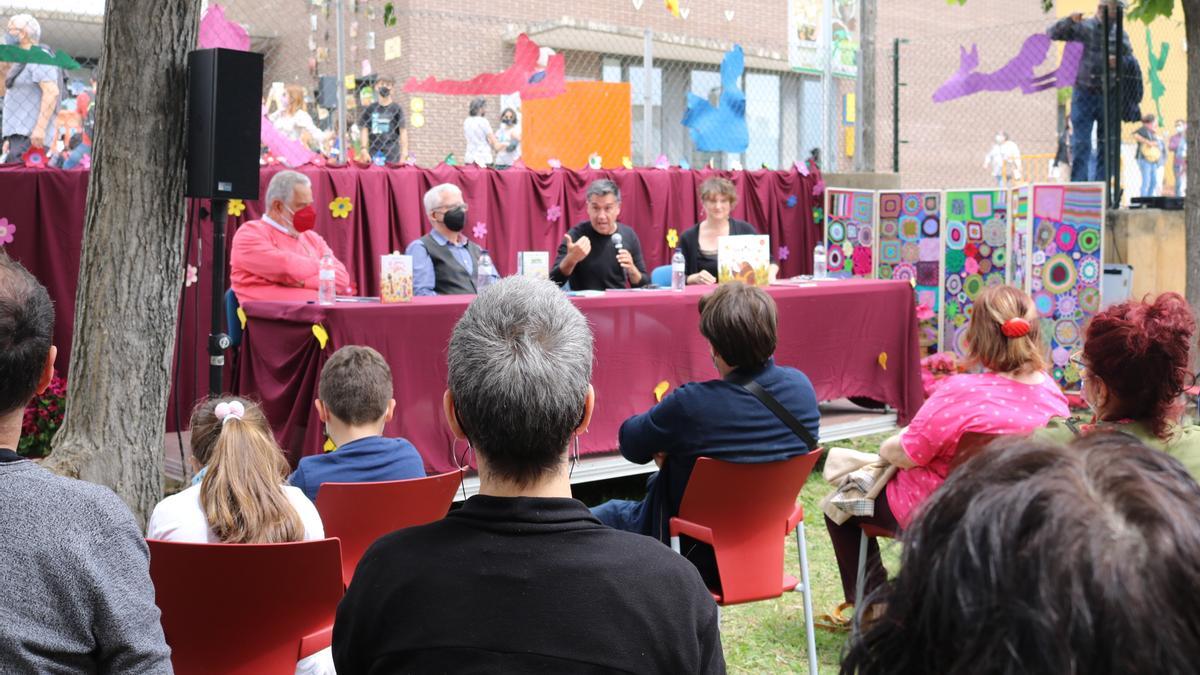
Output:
[324, 436, 336, 452]
[227, 198, 245, 217]
[878, 352, 888, 370]
[329, 196, 353, 219]
[411, 112, 425, 128]
[621, 156, 633, 169]
[665, 0, 681, 17]
[236, 306, 247, 330]
[666, 228, 679, 249]
[410, 97, 425, 113]
[654, 380, 670, 402]
[344, 74, 357, 90]
[312, 323, 329, 349]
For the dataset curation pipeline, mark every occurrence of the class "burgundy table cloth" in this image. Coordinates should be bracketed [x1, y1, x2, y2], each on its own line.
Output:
[234, 280, 924, 474]
[0, 164, 819, 431]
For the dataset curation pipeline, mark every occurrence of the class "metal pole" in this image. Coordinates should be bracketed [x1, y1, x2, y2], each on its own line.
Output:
[208, 200, 230, 397]
[892, 38, 900, 173]
[334, 0, 348, 164]
[855, 0, 877, 172]
[643, 28, 654, 167]
[1113, 7, 1123, 204]
[821, 0, 835, 172]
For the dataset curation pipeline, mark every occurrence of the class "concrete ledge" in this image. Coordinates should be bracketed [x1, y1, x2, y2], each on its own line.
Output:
[1105, 209, 1187, 299]
[825, 172, 901, 191]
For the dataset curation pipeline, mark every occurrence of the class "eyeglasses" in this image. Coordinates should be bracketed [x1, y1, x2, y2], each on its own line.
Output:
[1069, 351, 1088, 376]
[435, 203, 467, 213]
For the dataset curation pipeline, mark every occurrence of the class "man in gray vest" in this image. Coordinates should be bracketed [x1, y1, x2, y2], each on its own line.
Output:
[407, 183, 498, 295]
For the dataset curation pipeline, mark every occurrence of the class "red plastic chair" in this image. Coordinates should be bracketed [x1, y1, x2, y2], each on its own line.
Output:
[147, 538, 344, 675]
[316, 470, 464, 586]
[854, 431, 1003, 608]
[669, 451, 824, 675]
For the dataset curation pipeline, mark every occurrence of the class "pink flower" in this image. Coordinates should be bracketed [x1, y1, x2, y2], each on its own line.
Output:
[915, 303, 935, 321]
[185, 264, 199, 287]
[777, 246, 790, 261]
[546, 205, 562, 222]
[547, 158, 562, 169]
[472, 222, 488, 240]
[0, 217, 15, 246]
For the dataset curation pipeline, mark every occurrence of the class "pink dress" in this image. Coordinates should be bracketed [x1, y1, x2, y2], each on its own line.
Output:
[886, 372, 1070, 528]
[229, 219, 352, 302]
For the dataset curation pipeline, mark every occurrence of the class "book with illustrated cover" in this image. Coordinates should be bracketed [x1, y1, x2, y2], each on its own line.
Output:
[379, 253, 413, 303]
[717, 234, 770, 286]
[517, 251, 550, 280]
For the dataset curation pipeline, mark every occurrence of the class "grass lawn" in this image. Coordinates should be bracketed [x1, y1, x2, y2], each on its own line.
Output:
[575, 432, 896, 674]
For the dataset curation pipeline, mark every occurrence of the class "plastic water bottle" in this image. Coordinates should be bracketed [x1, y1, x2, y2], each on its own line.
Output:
[318, 253, 337, 305]
[671, 248, 686, 291]
[476, 249, 497, 292]
[812, 242, 827, 279]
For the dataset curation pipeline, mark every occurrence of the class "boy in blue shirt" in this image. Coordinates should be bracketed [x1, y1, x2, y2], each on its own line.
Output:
[290, 345, 426, 501]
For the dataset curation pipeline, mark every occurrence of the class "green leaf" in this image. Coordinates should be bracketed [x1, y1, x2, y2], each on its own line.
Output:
[1127, 0, 1175, 23]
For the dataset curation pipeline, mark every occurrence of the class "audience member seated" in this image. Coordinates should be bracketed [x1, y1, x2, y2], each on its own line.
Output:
[1037, 292, 1200, 479]
[229, 170, 352, 302]
[147, 396, 323, 543]
[550, 179, 649, 290]
[407, 183, 497, 295]
[333, 277, 724, 673]
[592, 282, 819, 584]
[679, 177, 764, 285]
[0, 253, 171, 672]
[826, 285, 1069, 608]
[840, 433, 1200, 674]
[289, 345, 425, 501]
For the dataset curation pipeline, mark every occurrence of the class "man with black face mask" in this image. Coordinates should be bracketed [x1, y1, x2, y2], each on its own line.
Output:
[406, 183, 498, 295]
[357, 76, 407, 163]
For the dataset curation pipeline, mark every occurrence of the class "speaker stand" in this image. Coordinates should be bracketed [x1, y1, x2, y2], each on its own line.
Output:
[208, 199, 232, 397]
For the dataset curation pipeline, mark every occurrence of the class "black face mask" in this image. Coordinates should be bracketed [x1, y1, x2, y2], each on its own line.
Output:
[442, 206, 466, 232]
[377, 86, 391, 98]
[502, 116, 515, 125]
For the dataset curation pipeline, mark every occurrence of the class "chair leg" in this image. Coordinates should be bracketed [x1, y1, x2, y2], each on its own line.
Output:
[670, 535, 681, 554]
[795, 523, 819, 675]
[855, 530, 869, 609]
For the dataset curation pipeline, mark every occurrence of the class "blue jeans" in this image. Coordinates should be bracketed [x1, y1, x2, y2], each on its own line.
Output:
[1070, 88, 1106, 182]
[1138, 159, 1160, 197]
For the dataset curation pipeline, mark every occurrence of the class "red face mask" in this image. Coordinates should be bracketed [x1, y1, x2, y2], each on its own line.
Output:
[289, 204, 317, 233]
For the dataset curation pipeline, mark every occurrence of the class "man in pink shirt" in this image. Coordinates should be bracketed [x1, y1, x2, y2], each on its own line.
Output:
[230, 170, 352, 302]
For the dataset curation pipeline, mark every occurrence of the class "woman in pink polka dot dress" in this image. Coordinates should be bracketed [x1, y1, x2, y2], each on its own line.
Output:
[826, 285, 1069, 609]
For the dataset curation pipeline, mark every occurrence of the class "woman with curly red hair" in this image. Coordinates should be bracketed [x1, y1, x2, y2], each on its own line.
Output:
[1038, 292, 1200, 477]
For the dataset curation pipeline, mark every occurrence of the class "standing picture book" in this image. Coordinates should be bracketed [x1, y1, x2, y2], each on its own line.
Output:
[517, 251, 550, 280]
[717, 234, 770, 286]
[379, 252, 413, 303]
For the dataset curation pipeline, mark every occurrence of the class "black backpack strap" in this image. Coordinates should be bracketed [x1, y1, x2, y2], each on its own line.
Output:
[727, 372, 819, 450]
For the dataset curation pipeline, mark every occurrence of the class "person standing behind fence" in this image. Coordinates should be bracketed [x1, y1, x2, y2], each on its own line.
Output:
[493, 107, 521, 167]
[983, 132, 1021, 186]
[463, 97, 500, 167]
[1048, 1, 1135, 183]
[1169, 119, 1187, 197]
[0, 14, 59, 163]
[1134, 114, 1164, 198]
[358, 77, 407, 163]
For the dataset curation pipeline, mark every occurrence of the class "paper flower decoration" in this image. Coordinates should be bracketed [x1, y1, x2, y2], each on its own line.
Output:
[778, 245, 790, 261]
[794, 160, 810, 177]
[473, 221, 488, 239]
[329, 197, 353, 219]
[22, 146, 47, 168]
[654, 380, 671, 402]
[547, 158, 562, 169]
[785, 195, 798, 209]
[312, 324, 329, 350]
[666, 228, 679, 249]
[227, 199, 246, 217]
[654, 154, 670, 170]
[546, 205, 562, 222]
[0, 217, 15, 246]
[184, 264, 198, 288]
[812, 180, 826, 197]
[679, 158, 691, 170]
[915, 303, 935, 321]
[878, 352, 889, 370]
[79, 153, 91, 169]
[405, 153, 417, 166]
[444, 153, 457, 166]
[665, 0, 681, 17]
[621, 156, 633, 169]
[588, 154, 602, 170]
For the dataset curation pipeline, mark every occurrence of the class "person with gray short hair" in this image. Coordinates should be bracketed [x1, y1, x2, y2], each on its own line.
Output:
[550, 179, 649, 290]
[333, 277, 725, 674]
[0, 14, 60, 163]
[406, 182, 498, 295]
[229, 169, 352, 302]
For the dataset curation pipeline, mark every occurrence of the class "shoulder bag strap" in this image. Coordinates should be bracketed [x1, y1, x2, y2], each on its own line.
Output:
[727, 372, 819, 450]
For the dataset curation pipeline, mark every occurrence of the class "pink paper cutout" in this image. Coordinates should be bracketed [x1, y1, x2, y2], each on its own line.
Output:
[198, 4, 250, 51]
[546, 205, 562, 222]
[260, 113, 317, 168]
[404, 34, 566, 100]
[0, 217, 15, 246]
[777, 245, 790, 261]
[794, 160, 810, 177]
[473, 222, 488, 239]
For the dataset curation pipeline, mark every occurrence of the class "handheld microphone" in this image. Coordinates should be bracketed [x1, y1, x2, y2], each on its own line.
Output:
[611, 232, 628, 287]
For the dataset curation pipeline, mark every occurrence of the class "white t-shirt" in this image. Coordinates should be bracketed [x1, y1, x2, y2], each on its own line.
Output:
[463, 116, 494, 166]
[146, 483, 325, 542]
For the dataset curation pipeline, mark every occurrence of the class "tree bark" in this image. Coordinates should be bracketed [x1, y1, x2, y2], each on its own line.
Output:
[855, 0, 877, 172]
[43, 0, 201, 526]
[1184, 0, 1200, 320]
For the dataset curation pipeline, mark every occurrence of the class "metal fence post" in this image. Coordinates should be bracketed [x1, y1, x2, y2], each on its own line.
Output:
[892, 38, 900, 174]
[643, 28, 654, 166]
[334, 0, 347, 164]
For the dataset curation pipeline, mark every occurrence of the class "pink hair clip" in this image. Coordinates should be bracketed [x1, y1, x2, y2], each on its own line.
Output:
[214, 400, 246, 424]
[1001, 317, 1032, 339]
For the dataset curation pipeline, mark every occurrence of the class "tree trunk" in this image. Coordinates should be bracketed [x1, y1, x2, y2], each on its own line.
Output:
[43, 0, 201, 526]
[855, 0, 877, 172]
[1184, 0, 1200, 321]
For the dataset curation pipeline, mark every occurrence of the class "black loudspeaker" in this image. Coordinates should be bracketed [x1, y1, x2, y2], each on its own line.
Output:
[317, 75, 339, 109]
[186, 48, 263, 200]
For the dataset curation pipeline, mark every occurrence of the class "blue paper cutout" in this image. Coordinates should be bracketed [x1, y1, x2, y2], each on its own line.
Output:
[681, 45, 748, 153]
[786, 195, 798, 209]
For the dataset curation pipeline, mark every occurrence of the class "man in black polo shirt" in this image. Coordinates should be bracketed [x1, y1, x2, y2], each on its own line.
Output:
[333, 277, 724, 674]
[550, 179, 649, 290]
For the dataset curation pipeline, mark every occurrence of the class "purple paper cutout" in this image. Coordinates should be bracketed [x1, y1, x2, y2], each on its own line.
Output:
[933, 34, 1083, 103]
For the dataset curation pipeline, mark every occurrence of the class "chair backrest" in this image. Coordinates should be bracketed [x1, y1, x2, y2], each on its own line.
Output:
[147, 538, 343, 675]
[948, 431, 1004, 473]
[224, 288, 242, 347]
[677, 451, 823, 604]
[651, 264, 672, 287]
[316, 470, 463, 586]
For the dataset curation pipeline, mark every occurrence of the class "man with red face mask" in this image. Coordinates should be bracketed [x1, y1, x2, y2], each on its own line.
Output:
[230, 170, 352, 302]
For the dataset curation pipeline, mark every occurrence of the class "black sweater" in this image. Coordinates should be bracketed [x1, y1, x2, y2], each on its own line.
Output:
[678, 219, 760, 278]
[333, 495, 725, 674]
[550, 222, 648, 290]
